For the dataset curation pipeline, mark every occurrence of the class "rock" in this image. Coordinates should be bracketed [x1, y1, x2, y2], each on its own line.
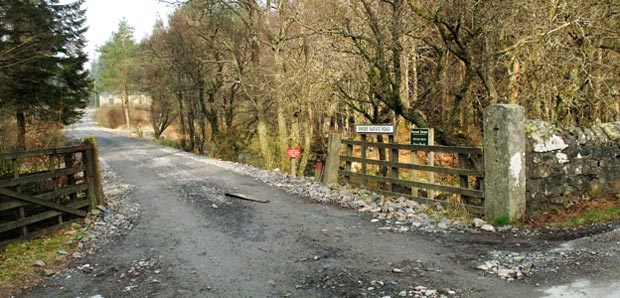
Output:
[477, 261, 498, 271]
[43, 269, 55, 276]
[392, 268, 403, 273]
[438, 218, 452, 229]
[34, 260, 46, 267]
[72, 252, 84, 259]
[481, 224, 496, 232]
[440, 288, 457, 295]
[498, 268, 517, 279]
[398, 290, 407, 296]
[477, 264, 490, 271]
[497, 225, 514, 232]
[88, 295, 104, 298]
[57, 250, 68, 256]
[211, 204, 218, 209]
[78, 264, 93, 273]
[473, 218, 486, 228]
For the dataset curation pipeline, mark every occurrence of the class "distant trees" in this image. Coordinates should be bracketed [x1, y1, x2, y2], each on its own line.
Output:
[136, 19, 177, 139]
[115, 0, 620, 170]
[0, 0, 91, 151]
[96, 19, 138, 128]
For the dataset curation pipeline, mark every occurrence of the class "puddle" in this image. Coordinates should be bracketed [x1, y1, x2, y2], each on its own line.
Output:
[542, 279, 620, 298]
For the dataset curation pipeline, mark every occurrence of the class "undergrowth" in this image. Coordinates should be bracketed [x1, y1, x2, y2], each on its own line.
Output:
[526, 195, 620, 228]
[558, 207, 620, 228]
[95, 104, 150, 129]
[0, 226, 84, 296]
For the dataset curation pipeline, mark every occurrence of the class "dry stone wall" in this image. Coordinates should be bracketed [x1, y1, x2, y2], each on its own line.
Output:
[525, 120, 620, 216]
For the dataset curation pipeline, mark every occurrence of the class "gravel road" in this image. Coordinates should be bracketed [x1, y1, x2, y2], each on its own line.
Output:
[15, 111, 620, 298]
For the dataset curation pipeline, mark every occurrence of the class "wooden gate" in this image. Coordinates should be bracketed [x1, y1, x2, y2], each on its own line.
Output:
[0, 137, 103, 243]
[338, 136, 484, 214]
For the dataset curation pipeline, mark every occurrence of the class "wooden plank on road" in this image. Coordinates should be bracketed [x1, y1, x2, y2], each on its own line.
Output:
[225, 193, 270, 203]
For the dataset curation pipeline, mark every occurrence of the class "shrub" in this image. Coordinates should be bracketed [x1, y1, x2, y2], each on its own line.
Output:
[95, 105, 125, 128]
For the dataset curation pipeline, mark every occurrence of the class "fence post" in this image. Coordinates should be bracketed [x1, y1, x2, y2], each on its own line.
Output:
[458, 153, 471, 203]
[427, 128, 435, 200]
[483, 104, 526, 222]
[388, 134, 398, 191]
[361, 134, 367, 182]
[345, 140, 353, 184]
[81, 136, 105, 207]
[322, 133, 342, 185]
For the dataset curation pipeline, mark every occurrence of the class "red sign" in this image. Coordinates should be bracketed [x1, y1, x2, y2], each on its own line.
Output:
[286, 147, 301, 159]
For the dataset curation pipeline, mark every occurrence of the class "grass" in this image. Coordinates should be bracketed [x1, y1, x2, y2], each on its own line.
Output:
[444, 195, 473, 222]
[526, 195, 620, 228]
[151, 138, 182, 150]
[558, 207, 620, 228]
[0, 227, 84, 296]
[494, 215, 511, 226]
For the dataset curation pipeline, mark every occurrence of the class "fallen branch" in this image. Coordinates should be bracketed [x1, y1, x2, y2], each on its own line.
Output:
[224, 192, 270, 203]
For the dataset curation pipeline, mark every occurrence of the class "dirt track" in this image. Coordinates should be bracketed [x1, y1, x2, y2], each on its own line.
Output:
[16, 111, 620, 298]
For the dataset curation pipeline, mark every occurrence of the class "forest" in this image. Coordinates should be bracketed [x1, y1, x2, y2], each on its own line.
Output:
[0, 0, 90, 153]
[3, 0, 620, 176]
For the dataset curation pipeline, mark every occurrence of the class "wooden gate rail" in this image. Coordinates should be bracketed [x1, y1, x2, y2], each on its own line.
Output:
[339, 138, 484, 213]
[341, 156, 483, 177]
[0, 137, 103, 243]
[341, 140, 484, 155]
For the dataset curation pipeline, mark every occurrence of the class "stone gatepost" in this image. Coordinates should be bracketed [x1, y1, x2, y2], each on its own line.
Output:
[483, 104, 526, 222]
[322, 133, 341, 185]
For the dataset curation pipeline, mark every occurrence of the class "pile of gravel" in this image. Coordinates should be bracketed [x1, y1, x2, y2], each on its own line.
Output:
[69, 159, 140, 256]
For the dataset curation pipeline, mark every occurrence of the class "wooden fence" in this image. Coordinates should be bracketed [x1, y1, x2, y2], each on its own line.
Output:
[338, 136, 484, 214]
[0, 137, 103, 243]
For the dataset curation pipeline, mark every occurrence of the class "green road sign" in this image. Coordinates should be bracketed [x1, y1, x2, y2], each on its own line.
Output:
[410, 128, 430, 145]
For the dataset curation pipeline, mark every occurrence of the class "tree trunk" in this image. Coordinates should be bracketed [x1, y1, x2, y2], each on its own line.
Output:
[277, 102, 289, 169]
[376, 134, 388, 176]
[298, 105, 314, 177]
[187, 97, 196, 152]
[274, 45, 289, 169]
[123, 93, 131, 129]
[508, 55, 521, 104]
[150, 100, 161, 139]
[198, 83, 207, 153]
[16, 109, 26, 152]
[257, 117, 273, 168]
[290, 113, 301, 175]
[123, 71, 131, 128]
[176, 90, 187, 150]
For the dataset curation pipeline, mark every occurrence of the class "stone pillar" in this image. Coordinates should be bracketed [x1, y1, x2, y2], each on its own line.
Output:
[483, 104, 526, 222]
[322, 133, 341, 185]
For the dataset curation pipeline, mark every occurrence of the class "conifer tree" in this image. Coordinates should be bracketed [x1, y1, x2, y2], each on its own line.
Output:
[0, 0, 91, 151]
[96, 19, 138, 128]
